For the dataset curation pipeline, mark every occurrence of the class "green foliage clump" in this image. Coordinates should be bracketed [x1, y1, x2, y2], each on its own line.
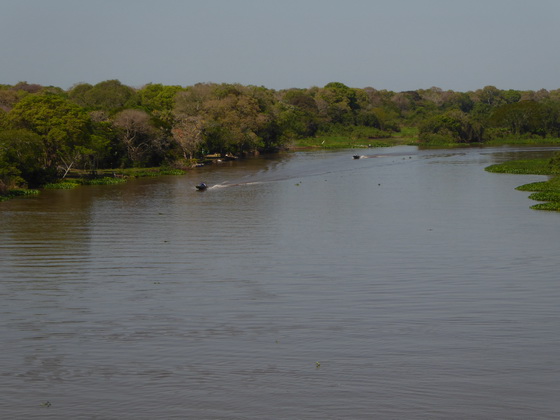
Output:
[159, 168, 186, 175]
[79, 177, 127, 185]
[43, 182, 80, 189]
[69, 80, 137, 111]
[0, 129, 48, 188]
[418, 110, 484, 144]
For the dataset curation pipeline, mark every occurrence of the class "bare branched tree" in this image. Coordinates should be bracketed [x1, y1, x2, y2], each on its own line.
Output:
[113, 109, 153, 164]
[171, 115, 204, 159]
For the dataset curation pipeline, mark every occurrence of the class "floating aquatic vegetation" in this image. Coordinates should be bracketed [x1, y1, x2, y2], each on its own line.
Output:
[79, 177, 128, 185]
[485, 159, 555, 175]
[43, 182, 80, 189]
[530, 201, 560, 211]
[1, 188, 40, 201]
[527, 191, 560, 202]
[486, 158, 560, 211]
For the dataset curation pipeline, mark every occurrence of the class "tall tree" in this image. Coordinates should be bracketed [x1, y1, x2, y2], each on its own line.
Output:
[138, 83, 183, 112]
[79, 80, 137, 111]
[475, 86, 505, 107]
[316, 82, 360, 125]
[113, 109, 158, 165]
[171, 115, 204, 159]
[419, 110, 484, 143]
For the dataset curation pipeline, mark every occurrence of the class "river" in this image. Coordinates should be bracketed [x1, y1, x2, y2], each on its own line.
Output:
[1, 145, 559, 419]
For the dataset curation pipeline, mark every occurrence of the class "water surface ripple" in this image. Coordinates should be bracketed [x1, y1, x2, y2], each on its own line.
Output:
[1, 146, 560, 419]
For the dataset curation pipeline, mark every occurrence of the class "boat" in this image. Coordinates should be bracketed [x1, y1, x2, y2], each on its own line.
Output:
[353, 155, 362, 159]
[196, 182, 208, 191]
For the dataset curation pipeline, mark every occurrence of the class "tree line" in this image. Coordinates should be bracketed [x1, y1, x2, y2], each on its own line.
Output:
[2, 80, 560, 192]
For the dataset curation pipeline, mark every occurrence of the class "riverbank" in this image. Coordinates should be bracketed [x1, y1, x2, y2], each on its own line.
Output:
[291, 127, 418, 150]
[291, 128, 560, 150]
[0, 167, 188, 201]
[45, 167, 188, 188]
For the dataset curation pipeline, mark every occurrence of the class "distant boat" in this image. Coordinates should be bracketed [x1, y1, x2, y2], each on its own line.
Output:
[196, 182, 208, 191]
[353, 155, 361, 159]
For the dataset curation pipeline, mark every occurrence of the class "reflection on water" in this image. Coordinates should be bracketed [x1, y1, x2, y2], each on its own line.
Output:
[1, 146, 560, 419]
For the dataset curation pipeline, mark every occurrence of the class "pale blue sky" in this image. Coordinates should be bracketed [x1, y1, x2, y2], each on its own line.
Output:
[1, 0, 559, 91]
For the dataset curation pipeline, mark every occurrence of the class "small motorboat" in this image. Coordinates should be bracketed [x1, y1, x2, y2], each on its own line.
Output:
[353, 155, 362, 159]
[195, 182, 208, 191]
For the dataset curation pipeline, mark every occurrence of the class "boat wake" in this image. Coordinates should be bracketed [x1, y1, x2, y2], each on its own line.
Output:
[355, 153, 413, 159]
[199, 149, 419, 191]
[207, 181, 264, 190]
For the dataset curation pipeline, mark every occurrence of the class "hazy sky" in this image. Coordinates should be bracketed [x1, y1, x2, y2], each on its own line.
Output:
[1, 0, 559, 92]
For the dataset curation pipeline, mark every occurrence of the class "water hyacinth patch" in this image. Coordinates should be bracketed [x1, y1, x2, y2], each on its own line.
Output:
[43, 182, 80, 189]
[159, 169, 186, 176]
[0, 189, 40, 201]
[79, 177, 128, 186]
[485, 159, 557, 175]
[486, 157, 560, 211]
[530, 201, 560, 211]
[527, 191, 560, 202]
[516, 181, 553, 192]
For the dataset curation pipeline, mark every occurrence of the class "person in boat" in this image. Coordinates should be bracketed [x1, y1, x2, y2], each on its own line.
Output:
[196, 182, 207, 190]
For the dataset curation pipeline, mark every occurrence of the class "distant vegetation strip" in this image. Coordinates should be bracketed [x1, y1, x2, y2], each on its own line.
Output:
[2, 80, 560, 203]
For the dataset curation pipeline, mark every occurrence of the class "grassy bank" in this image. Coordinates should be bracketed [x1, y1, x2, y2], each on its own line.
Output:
[44, 167, 188, 189]
[0, 188, 40, 202]
[4, 135, 560, 213]
[1, 167, 188, 201]
[291, 126, 418, 149]
[292, 129, 560, 150]
[483, 137, 560, 147]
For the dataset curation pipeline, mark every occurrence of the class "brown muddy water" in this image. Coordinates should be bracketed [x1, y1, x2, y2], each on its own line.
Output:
[1, 146, 560, 419]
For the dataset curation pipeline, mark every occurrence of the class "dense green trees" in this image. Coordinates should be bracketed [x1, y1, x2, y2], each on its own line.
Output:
[0, 129, 46, 190]
[174, 83, 281, 156]
[69, 80, 137, 111]
[419, 111, 484, 143]
[2, 79, 560, 193]
[489, 101, 560, 138]
[7, 95, 93, 177]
